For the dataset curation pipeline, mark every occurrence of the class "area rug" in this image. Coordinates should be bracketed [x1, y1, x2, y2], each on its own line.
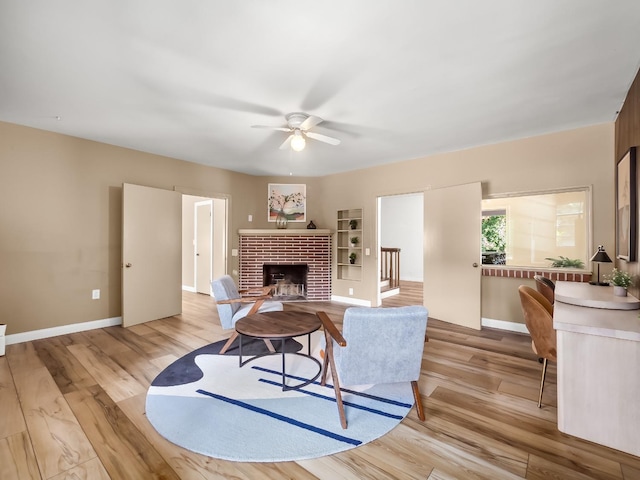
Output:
[146, 332, 415, 462]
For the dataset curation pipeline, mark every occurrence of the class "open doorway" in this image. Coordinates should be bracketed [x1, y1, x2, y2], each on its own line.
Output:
[181, 194, 228, 296]
[377, 192, 424, 305]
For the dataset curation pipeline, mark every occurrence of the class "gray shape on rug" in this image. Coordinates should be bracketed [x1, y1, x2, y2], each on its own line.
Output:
[152, 337, 302, 387]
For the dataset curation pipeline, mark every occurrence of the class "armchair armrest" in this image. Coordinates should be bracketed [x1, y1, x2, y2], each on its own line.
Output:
[316, 311, 347, 347]
[216, 286, 275, 305]
[238, 286, 274, 297]
[216, 295, 271, 305]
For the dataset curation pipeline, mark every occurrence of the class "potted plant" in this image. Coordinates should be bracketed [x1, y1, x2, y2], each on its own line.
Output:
[608, 268, 633, 296]
[545, 256, 585, 269]
[349, 252, 357, 264]
[350, 236, 359, 247]
[349, 219, 358, 230]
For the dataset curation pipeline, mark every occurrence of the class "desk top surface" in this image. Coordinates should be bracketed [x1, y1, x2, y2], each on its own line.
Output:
[555, 281, 640, 310]
[554, 282, 640, 341]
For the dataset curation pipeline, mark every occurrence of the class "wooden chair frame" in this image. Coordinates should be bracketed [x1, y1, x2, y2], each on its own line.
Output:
[317, 311, 425, 429]
[215, 286, 276, 354]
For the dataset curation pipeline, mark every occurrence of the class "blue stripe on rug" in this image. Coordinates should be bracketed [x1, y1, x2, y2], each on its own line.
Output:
[257, 378, 404, 420]
[196, 389, 362, 446]
[251, 365, 413, 408]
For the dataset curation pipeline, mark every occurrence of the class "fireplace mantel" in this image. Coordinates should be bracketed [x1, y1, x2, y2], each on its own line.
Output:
[239, 229, 332, 236]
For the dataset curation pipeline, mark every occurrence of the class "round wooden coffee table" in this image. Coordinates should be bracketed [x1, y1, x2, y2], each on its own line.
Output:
[235, 311, 322, 391]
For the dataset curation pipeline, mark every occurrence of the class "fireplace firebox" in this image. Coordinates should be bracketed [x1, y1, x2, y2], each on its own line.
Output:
[263, 264, 308, 301]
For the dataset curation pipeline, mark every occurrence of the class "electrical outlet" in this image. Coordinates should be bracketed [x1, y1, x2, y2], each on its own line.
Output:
[248, 214, 253, 222]
[92, 289, 100, 300]
[349, 288, 354, 296]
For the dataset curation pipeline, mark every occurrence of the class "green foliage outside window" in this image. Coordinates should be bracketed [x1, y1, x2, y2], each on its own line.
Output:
[482, 215, 506, 252]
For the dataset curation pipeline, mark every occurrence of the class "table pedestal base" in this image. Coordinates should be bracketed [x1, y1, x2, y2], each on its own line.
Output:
[238, 334, 322, 391]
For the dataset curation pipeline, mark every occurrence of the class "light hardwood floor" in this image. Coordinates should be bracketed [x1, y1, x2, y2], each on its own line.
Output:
[1, 281, 639, 479]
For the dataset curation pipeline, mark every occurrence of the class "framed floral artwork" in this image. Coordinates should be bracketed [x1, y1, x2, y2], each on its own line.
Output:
[268, 184, 306, 222]
[616, 147, 636, 261]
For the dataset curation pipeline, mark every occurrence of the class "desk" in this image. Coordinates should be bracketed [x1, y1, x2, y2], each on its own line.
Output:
[554, 281, 640, 456]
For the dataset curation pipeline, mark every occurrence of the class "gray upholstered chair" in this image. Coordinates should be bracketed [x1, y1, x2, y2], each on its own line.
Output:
[211, 275, 283, 354]
[317, 305, 428, 429]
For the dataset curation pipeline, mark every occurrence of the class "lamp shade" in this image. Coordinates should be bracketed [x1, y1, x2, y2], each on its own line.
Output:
[590, 245, 612, 263]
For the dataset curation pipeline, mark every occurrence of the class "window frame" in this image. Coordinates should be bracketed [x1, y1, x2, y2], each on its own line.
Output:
[482, 185, 593, 271]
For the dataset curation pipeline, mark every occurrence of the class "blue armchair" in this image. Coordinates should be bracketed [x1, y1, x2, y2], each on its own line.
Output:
[211, 275, 283, 354]
[317, 305, 428, 428]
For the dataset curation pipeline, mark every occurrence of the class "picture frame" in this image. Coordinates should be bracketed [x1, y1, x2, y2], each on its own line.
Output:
[268, 184, 306, 222]
[616, 147, 636, 261]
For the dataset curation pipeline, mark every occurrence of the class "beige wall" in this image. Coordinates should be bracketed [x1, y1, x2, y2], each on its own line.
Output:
[0, 122, 250, 334]
[317, 123, 614, 323]
[0, 120, 614, 335]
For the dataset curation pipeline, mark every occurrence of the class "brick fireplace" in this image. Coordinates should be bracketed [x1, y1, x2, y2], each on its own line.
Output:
[238, 229, 332, 301]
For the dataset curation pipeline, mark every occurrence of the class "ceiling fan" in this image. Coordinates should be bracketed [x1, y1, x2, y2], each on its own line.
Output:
[252, 112, 341, 151]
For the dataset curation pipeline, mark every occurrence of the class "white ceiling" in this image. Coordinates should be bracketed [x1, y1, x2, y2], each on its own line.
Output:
[2, 1, 640, 177]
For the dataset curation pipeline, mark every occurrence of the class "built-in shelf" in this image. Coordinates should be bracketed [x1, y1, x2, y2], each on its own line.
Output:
[336, 208, 363, 281]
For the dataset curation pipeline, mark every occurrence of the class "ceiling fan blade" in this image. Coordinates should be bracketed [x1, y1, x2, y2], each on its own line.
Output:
[279, 135, 293, 150]
[305, 131, 341, 146]
[251, 125, 291, 132]
[300, 115, 323, 131]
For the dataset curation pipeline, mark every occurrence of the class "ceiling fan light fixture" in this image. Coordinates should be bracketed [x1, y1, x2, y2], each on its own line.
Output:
[291, 130, 306, 151]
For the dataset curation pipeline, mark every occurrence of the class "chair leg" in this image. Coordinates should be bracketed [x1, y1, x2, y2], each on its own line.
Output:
[321, 330, 347, 429]
[320, 351, 329, 385]
[320, 330, 331, 386]
[329, 359, 347, 429]
[219, 331, 238, 354]
[411, 380, 425, 421]
[263, 339, 276, 353]
[537, 358, 548, 408]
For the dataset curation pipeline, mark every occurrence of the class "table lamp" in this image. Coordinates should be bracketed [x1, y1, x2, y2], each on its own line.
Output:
[589, 245, 612, 286]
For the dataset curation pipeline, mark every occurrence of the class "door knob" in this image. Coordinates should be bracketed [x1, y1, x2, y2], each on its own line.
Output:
[472, 262, 478, 268]
[125, 263, 132, 268]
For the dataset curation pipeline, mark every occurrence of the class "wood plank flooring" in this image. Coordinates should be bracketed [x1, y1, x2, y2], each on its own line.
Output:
[1, 280, 639, 479]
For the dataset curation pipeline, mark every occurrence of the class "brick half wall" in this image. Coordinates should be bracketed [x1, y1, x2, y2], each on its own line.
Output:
[482, 267, 592, 282]
[239, 234, 332, 301]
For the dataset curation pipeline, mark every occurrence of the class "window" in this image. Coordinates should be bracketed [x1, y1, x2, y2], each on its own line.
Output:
[482, 210, 506, 264]
[481, 187, 591, 269]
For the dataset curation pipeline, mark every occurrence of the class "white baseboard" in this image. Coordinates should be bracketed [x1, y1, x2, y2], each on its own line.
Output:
[481, 317, 529, 334]
[380, 288, 400, 299]
[182, 285, 197, 293]
[331, 295, 372, 307]
[1, 312, 526, 349]
[5, 316, 123, 346]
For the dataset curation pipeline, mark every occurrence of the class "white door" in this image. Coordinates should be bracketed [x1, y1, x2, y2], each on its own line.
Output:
[424, 182, 481, 329]
[195, 201, 212, 294]
[122, 183, 182, 327]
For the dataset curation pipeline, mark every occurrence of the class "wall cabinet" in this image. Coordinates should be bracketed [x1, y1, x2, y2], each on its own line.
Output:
[337, 208, 363, 281]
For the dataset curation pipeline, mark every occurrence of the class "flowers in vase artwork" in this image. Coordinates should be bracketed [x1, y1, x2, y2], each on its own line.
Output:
[268, 184, 306, 222]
